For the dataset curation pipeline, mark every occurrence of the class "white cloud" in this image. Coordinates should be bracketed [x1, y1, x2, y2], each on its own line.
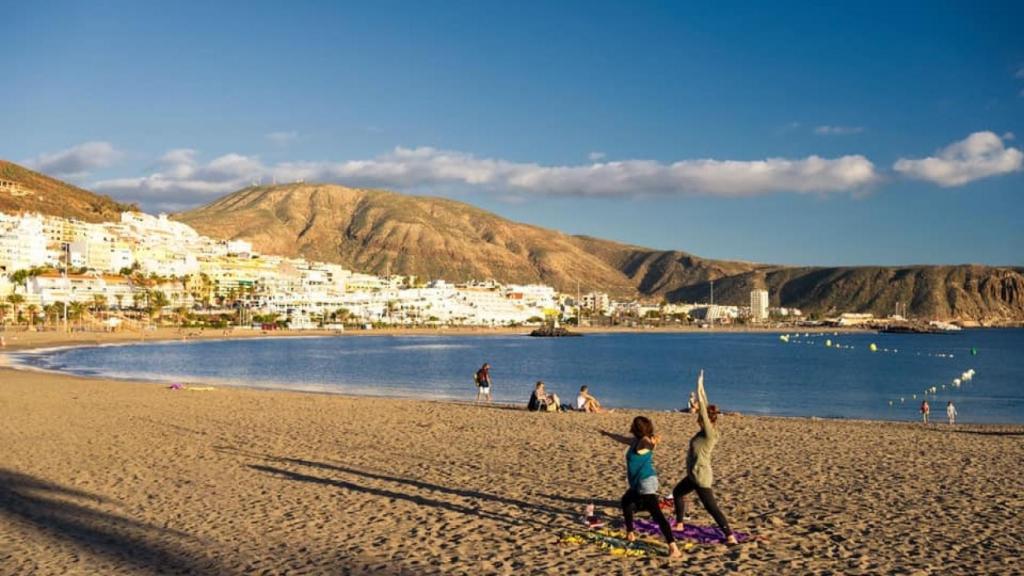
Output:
[265, 131, 299, 145]
[270, 147, 880, 198]
[92, 146, 881, 211]
[588, 151, 607, 161]
[814, 125, 865, 136]
[93, 150, 268, 209]
[25, 141, 123, 177]
[893, 131, 1024, 187]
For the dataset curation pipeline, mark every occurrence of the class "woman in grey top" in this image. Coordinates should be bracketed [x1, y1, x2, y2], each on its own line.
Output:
[672, 370, 738, 545]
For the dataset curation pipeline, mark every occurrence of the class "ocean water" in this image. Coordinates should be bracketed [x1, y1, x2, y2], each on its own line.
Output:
[12, 329, 1024, 424]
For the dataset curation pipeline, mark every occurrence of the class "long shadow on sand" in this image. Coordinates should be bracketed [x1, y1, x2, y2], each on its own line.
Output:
[217, 445, 574, 522]
[248, 463, 551, 531]
[279, 455, 570, 518]
[0, 468, 223, 575]
[1, 467, 429, 576]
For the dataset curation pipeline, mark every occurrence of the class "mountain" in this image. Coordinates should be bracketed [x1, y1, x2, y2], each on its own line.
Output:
[176, 182, 1024, 323]
[175, 182, 759, 297]
[0, 160, 135, 222]
[667, 265, 1024, 324]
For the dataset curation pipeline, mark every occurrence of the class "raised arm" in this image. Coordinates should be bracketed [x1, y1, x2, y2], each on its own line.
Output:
[696, 370, 714, 432]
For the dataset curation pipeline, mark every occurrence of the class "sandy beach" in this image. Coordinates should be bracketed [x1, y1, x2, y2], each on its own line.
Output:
[2, 331, 1022, 575]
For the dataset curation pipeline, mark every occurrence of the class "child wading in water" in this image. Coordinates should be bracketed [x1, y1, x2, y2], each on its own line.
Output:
[621, 416, 682, 558]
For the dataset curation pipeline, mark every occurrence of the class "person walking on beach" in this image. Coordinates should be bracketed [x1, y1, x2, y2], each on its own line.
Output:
[920, 400, 930, 424]
[622, 416, 682, 558]
[474, 363, 492, 403]
[946, 401, 957, 425]
[672, 370, 738, 546]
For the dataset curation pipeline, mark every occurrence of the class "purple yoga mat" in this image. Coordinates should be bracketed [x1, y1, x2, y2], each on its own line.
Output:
[632, 519, 750, 544]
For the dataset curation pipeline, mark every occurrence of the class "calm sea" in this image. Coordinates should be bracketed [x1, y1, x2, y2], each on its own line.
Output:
[11, 329, 1024, 424]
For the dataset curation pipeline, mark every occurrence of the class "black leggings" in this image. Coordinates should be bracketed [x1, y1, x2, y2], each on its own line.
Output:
[621, 489, 675, 544]
[672, 476, 732, 536]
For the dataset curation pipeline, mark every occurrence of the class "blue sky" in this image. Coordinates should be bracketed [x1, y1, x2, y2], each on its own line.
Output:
[2, 1, 1022, 266]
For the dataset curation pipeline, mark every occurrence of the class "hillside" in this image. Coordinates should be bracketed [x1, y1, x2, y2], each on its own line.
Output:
[0, 160, 135, 222]
[177, 183, 661, 296]
[176, 182, 1023, 322]
[666, 265, 1024, 322]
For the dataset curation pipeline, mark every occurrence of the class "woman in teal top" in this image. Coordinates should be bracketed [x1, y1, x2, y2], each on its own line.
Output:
[672, 370, 737, 545]
[621, 415, 682, 558]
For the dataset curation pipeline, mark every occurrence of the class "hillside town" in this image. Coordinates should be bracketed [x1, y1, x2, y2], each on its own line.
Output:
[0, 209, 803, 331]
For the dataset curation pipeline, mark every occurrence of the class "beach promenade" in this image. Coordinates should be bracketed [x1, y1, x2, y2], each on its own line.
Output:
[1, 332, 1022, 575]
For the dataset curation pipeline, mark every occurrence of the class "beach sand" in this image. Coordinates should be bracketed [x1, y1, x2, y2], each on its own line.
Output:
[1, 334, 1022, 575]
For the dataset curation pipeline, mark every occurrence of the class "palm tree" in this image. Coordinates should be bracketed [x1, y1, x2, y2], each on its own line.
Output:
[10, 269, 30, 293]
[43, 303, 61, 329]
[91, 294, 107, 321]
[69, 302, 87, 329]
[26, 304, 39, 330]
[149, 290, 170, 323]
[335, 308, 351, 325]
[6, 294, 25, 329]
[174, 306, 190, 326]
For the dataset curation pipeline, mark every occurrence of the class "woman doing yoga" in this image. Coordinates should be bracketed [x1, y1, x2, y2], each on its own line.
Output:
[621, 415, 682, 558]
[672, 370, 738, 545]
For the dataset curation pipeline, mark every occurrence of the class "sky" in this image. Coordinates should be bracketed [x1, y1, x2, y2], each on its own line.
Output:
[2, 0, 1022, 266]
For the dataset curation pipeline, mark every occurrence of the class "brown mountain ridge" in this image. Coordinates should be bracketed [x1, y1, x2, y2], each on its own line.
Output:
[175, 182, 1024, 323]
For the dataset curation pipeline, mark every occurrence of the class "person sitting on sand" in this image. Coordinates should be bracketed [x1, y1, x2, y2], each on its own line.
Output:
[687, 391, 699, 413]
[576, 385, 605, 413]
[622, 415, 682, 558]
[672, 370, 738, 546]
[527, 381, 561, 412]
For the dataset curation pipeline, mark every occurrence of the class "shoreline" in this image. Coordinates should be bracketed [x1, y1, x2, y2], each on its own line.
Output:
[0, 323, 873, 352]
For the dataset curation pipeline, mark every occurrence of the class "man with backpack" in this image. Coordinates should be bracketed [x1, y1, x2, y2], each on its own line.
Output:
[475, 363, 492, 403]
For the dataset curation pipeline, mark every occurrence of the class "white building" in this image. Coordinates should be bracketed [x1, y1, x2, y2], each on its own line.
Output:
[29, 272, 136, 308]
[750, 289, 769, 322]
[0, 214, 51, 273]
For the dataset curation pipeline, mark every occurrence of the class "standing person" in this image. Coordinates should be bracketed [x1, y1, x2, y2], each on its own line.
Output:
[621, 416, 682, 558]
[672, 370, 738, 546]
[920, 400, 930, 424]
[946, 401, 957, 425]
[474, 363, 492, 403]
[687, 391, 699, 413]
